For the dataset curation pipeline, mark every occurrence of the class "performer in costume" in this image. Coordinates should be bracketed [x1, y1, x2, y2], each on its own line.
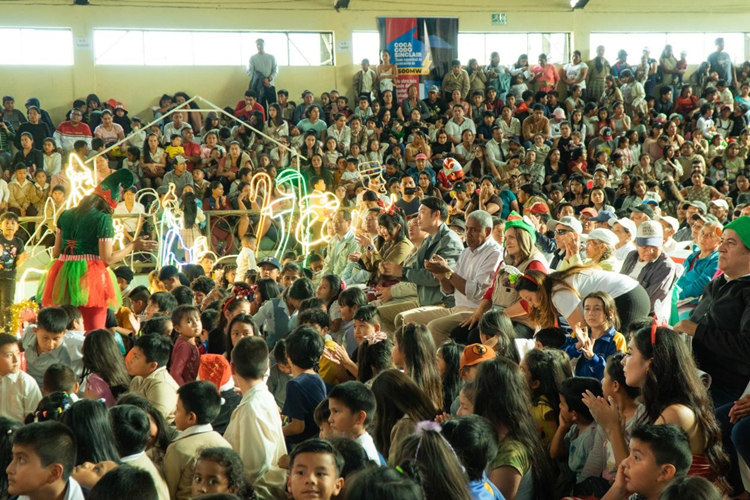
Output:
[39, 169, 157, 330]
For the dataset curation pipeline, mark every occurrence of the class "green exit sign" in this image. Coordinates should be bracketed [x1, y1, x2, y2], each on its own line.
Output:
[491, 13, 507, 25]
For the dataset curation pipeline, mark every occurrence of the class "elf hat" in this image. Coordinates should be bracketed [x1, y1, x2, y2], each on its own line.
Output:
[94, 168, 135, 209]
[725, 216, 750, 250]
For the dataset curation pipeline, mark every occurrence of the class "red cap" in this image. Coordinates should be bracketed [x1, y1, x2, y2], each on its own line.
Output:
[529, 202, 549, 215]
[580, 207, 598, 217]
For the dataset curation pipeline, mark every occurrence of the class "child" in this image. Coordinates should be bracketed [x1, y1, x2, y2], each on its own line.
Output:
[22, 306, 84, 387]
[42, 364, 79, 399]
[127, 333, 179, 423]
[521, 348, 565, 449]
[340, 157, 362, 185]
[191, 447, 253, 498]
[42, 138, 62, 176]
[164, 381, 231, 500]
[32, 170, 49, 213]
[171, 285, 194, 306]
[145, 291, 178, 319]
[267, 339, 292, 408]
[122, 146, 142, 179]
[170, 305, 201, 386]
[6, 421, 84, 499]
[192, 168, 210, 201]
[8, 164, 38, 216]
[224, 336, 287, 497]
[551, 376, 604, 494]
[286, 439, 345, 500]
[0, 333, 42, 422]
[314, 398, 333, 439]
[253, 277, 314, 350]
[0, 211, 27, 329]
[298, 307, 340, 386]
[197, 354, 241, 434]
[158, 266, 183, 292]
[109, 404, 171, 500]
[530, 133, 550, 165]
[235, 233, 257, 284]
[164, 134, 185, 162]
[534, 327, 567, 350]
[442, 414, 505, 500]
[324, 305, 381, 382]
[282, 326, 326, 446]
[336, 286, 367, 354]
[327, 380, 380, 463]
[141, 315, 173, 337]
[563, 291, 627, 380]
[602, 425, 692, 500]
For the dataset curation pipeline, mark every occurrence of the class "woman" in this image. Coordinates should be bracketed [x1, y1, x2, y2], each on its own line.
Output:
[399, 85, 429, 122]
[358, 210, 413, 285]
[264, 103, 288, 147]
[474, 357, 555, 500]
[466, 175, 502, 216]
[681, 170, 723, 205]
[12, 132, 43, 174]
[201, 112, 221, 138]
[217, 141, 249, 189]
[460, 214, 548, 339]
[655, 145, 681, 180]
[417, 171, 439, 199]
[673, 85, 698, 117]
[585, 325, 730, 488]
[659, 45, 682, 87]
[113, 187, 145, 242]
[599, 75, 623, 109]
[589, 186, 615, 214]
[371, 369, 438, 464]
[204, 181, 234, 256]
[587, 46, 610, 102]
[39, 169, 156, 329]
[141, 133, 166, 188]
[296, 105, 327, 138]
[618, 175, 648, 213]
[302, 153, 334, 192]
[376, 50, 398, 96]
[565, 175, 589, 213]
[611, 102, 631, 137]
[404, 131, 432, 166]
[497, 106, 521, 140]
[174, 91, 202, 132]
[515, 266, 650, 332]
[430, 129, 455, 167]
[94, 110, 125, 146]
[464, 145, 490, 181]
[563, 50, 588, 94]
[543, 148, 562, 182]
[620, 69, 647, 115]
[467, 58, 487, 94]
[559, 228, 621, 272]
[81, 329, 130, 407]
[380, 89, 397, 117]
[675, 220, 720, 302]
[658, 179, 684, 217]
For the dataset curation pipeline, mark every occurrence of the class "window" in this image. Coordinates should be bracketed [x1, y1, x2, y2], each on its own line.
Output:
[0, 28, 73, 65]
[589, 32, 746, 64]
[93, 29, 333, 66]
[458, 33, 570, 66]
[352, 31, 380, 65]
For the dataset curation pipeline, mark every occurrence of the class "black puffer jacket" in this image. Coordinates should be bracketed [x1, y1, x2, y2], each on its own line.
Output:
[690, 275, 750, 397]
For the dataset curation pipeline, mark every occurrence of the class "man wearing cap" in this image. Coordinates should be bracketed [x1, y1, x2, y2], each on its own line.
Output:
[546, 216, 583, 270]
[709, 199, 730, 224]
[54, 108, 92, 154]
[321, 210, 358, 280]
[247, 38, 278, 110]
[620, 220, 679, 322]
[422, 85, 447, 123]
[378, 197, 463, 333]
[674, 217, 750, 405]
[442, 60, 470, 101]
[656, 215, 680, 254]
[397, 210, 502, 344]
[629, 204, 653, 228]
[674, 201, 707, 242]
[406, 154, 435, 185]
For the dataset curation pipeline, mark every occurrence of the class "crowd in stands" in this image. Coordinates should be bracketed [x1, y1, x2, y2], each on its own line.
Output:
[1, 36, 750, 500]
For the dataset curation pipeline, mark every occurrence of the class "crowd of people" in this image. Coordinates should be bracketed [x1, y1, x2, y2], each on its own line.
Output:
[0, 37, 749, 500]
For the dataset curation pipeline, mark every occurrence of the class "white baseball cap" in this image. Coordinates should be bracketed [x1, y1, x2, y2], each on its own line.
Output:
[636, 220, 664, 247]
[554, 216, 583, 234]
[583, 228, 619, 246]
[609, 217, 637, 241]
[656, 215, 679, 233]
[709, 199, 729, 210]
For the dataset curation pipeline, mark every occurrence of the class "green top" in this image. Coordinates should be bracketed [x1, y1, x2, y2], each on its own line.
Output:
[58, 208, 114, 256]
[490, 437, 531, 476]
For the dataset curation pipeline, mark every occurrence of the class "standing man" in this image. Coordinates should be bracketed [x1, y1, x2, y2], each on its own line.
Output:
[707, 37, 737, 89]
[247, 38, 278, 110]
[353, 59, 377, 100]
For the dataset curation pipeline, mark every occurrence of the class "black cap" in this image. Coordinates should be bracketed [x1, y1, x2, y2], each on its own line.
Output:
[114, 266, 134, 283]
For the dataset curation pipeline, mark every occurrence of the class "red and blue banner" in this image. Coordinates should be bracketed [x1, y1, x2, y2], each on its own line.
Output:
[377, 17, 459, 101]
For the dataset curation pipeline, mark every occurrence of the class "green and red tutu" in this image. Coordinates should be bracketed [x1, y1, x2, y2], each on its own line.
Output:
[38, 256, 121, 309]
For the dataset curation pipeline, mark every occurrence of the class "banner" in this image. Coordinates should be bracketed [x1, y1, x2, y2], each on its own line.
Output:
[377, 17, 458, 101]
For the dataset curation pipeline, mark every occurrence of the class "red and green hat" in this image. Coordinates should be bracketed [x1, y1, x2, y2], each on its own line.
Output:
[94, 168, 135, 208]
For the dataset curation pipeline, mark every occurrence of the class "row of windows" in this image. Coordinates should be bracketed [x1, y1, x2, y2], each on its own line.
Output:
[0, 28, 748, 67]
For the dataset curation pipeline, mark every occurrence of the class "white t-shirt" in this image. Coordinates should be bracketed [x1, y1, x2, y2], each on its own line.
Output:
[356, 431, 381, 464]
[551, 269, 639, 319]
[565, 62, 588, 89]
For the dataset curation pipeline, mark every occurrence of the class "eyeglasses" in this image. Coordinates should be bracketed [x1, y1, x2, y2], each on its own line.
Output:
[555, 229, 572, 235]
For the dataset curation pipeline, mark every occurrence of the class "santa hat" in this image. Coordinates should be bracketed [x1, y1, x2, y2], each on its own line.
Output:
[198, 354, 234, 392]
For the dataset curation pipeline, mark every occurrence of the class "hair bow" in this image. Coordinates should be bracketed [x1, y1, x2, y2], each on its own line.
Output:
[365, 331, 387, 345]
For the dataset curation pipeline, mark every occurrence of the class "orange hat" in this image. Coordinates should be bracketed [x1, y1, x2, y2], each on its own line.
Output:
[198, 354, 232, 390]
[459, 344, 496, 371]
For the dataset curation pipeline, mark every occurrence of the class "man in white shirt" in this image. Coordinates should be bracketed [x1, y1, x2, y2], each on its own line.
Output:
[248, 38, 278, 109]
[444, 105, 476, 145]
[398, 210, 503, 344]
[485, 126, 506, 176]
[321, 210, 358, 278]
[162, 112, 191, 146]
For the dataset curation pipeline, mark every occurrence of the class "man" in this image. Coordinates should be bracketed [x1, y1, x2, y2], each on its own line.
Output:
[709, 199, 729, 223]
[0, 109, 15, 170]
[707, 37, 737, 88]
[547, 216, 583, 270]
[276, 90, 295, 122]
[247, 38, 278, 109]
[675, 216, 750, 406]
[398, 210, 502, 344]
[377, 196, 463, 333]
[674, 201, 706, 241]
[444, 105, 476, 145]
[353, 58, 377, 100]
[162, 112, 191, 145]
[395, 174, 420, 218]
[24, 97, 55, 134]
[180, 128, 202, 171]
[406, 153, 435, 186]
[653, 86, 673, 115]
[422, 85, 447, 123]
[442, 59, 470, 101]
[234, 91, 266, 123]
[321, 210, 358, 279]
[522, 104, 550, 145]
[485, 126, 505, 177]
[293, 90, 315, 124]
[53, 109, 92, 154]
[341, 208, 380, 286]
[2, 96, 26, 132]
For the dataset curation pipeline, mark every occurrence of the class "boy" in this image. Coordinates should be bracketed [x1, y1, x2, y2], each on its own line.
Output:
[164, 381, 231, 500]
[160, 155, 194, 197]
[164, 134, 185, 161]
[22, 306, 84, 387]
[0, 333, 42, 421]
[114, 265, 135, 308]
[109, 404, 171, 500]
[42, 363, 79, 399]
[0, 211, 27, 329]
[298, 308, 340, 385]
[534, 327, 567, 350]
[280, 261, 301, 290]
[225, 336, 287, 498]
[314, 398, 333, 439]
[6, 421, 84, 499]
[282, 326, 327, 446]
[253, 277, 314, 350]
[287, 439, 345, 500]
[127, 333, 179, 423]
[550, 377, 604, 492]
[170, 305, 202, 386]
[328, 381, 380, 463]
[267, 339, 292, 408]
[171, 285, 195, 306]
[190, 276, 215, 309]
[192, 167, 210, 201]
[602, 425, 692, 500]
[158, 265, 183, 292]
[235, 233, 257, 285]
[145, 290, 178, 320]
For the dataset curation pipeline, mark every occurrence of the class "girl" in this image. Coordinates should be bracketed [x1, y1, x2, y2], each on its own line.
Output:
[323, 137, 339, 169]
[303, 153, 334, 192]
[356, 337, 394, 384]
[207, 294, 251, 355]
[371, 369, 438, 463]
[317, 274, 345, 332]
[565, 175, 589, 213]
[81, 329, 131, 407]
[250, 278, 279, 315]
[141, 133, 166, 188]
[474, 357, 555, 500]
[42, 138, 62, 176]
[225, 313, 256, 361]
[337, 287, 368, 355]
[564, 291, 627, 380]
[477, 309, 519, 363]
[436, 340, 464, 415]
[61, 399, 121, 465]
[585, 325, 730, 489]
[393, 324, 443, 411]
[391, 428, 473, 500]
[589, 187, 615, 214]
[191, 447, 254, 499]
[418, 171, 439, 198]
[376, 51, 397, 95]
[522, 347, 568, 451]
[618, 175, 648, 214]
